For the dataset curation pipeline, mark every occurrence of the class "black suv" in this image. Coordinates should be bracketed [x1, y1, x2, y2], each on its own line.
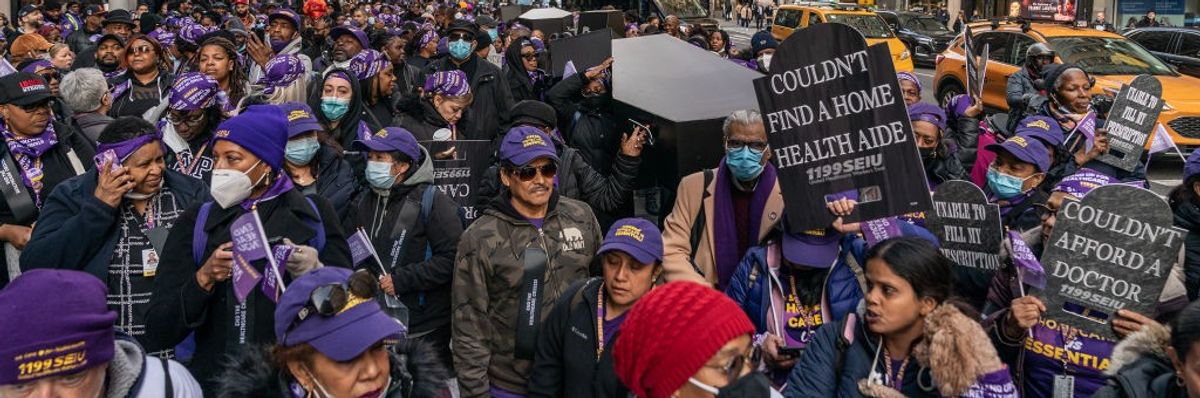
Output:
[1126, 27, 1200, 78]
[878, 11, 955, 66]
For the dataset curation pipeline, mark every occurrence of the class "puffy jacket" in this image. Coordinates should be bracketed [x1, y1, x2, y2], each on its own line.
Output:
[20, 168, 208, 280]
[546, 73, 619, 174]
[527, 277, 629, 398]
[923, 145, 968, 187]
[304, 145, 359, 223]
[143, 189, 352, 392]
[344, 147, 463, 335]
[108, 335, 204, 398]
[1172, 197, 1200, 300]
[725, 237, 865, 336]
[422, 54, 515, 144]
[451, 192, 602, 397]
[944, 115, 981, 171]
[67, 25, 101, 60]
[213, 341, 450, 398]
[1092, 322, 1186, 398]
[1006, 68, 1040, 127]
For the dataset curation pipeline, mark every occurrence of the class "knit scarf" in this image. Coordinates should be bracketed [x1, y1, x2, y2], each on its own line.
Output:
[712, 158, 775, 288]
[2, 121, 58, 207]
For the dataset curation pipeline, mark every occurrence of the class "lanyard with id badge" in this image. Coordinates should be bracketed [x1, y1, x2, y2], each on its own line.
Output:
[141, 200, 170, 278]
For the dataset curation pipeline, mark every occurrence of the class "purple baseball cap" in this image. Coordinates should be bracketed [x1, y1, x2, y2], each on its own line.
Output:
[168, 72, 226, 111]
[423, 70, 470, 97]
[278, 102, 323, 138]
[907, 102, 946, 131]
[1014, 115, 1064, 148]
[986, 135, 1051, 173]
[330, 25, 369, 49]
[782, 227, 841, 268]
[597, 218, 664, 265]
[348, 49, 389, 80]
[255, 54, 305, 94]
[500, 126, 559, 166]
[18, 59, 53, 74]
[274, 268, 406, 362]
[1052, 168, 1116, 198]
[268, 8, 301, 30]
[0, 270, 117, 385]
[353, 127, 422, 162]
[1186, 150, 1200, 181]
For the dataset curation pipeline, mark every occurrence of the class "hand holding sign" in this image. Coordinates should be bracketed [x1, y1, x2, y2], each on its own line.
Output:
[1004, 295, 1046, 339]
[197, 242, 234, 292]
[1094, 75, 1163, 171]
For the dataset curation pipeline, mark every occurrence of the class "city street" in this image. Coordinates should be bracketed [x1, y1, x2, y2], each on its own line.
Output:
[717, 19, 1186, 195]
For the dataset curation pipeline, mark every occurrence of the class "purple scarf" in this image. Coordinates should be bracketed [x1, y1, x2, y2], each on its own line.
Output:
[712, 158, 776, 288]
[241, 171, 295, 210]
[2, 122, 58, 207]
[95, 134, 160, 166]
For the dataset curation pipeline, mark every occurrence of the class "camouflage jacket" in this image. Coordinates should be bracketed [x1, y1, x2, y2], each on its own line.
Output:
[451, 193, 603, 397]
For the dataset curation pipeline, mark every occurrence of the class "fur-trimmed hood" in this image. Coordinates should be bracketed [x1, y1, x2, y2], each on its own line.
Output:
[1107, 322, 1172, 376]
[213, 339, 451, 398]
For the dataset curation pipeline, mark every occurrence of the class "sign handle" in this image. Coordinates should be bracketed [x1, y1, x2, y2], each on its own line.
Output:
[359, 227, 400, 299]
[252, 209, 286, 293]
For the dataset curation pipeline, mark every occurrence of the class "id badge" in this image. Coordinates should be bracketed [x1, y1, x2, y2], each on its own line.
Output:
[142, 248, 160, 277]
[1052, 375, 1074, 398]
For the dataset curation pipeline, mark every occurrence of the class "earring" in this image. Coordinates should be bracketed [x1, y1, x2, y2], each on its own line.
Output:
[1178, 373, 1186, 387]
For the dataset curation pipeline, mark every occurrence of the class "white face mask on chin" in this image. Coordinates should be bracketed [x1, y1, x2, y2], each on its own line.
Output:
[209, 160, 266, 209]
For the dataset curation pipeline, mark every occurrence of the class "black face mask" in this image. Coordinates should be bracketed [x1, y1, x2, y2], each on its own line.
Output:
[714, 372, 773, 398]
[918, 146, 936, 159]
[581, 93, 610, 111]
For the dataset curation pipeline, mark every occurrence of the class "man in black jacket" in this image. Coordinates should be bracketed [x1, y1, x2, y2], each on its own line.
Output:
[66, 6, 104, 60]
[74, 9, 136, 70]
[421, 20, 515, 144]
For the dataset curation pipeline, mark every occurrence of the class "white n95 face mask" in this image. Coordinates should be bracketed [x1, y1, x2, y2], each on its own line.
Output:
[209, 161, 265, 209]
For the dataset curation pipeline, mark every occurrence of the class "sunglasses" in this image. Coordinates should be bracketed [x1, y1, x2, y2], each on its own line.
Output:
[509, 163, 558, 181]
[129, 45, 154, 55]
[726, 139, 768, 152]
[38, 70, 60, 82]
[447, 32, 474, 42]
[521, 53, 538, 61]
[281, 271, 363, 341]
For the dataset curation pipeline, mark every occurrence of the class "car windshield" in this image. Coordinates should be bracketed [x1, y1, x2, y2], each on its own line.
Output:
[655, 0, 708, 19]
[905, 16, 949, 32]
[825, 14, 894, 38]
[1047, 36, 1177, 76]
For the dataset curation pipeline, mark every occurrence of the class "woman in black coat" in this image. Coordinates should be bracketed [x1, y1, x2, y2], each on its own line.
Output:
[145, 105, 351, 392]
[311, 69, 371, 150]
[397, 70, 474, 142]
[503, 37, 549, 103]
[278, 102, 358, 223]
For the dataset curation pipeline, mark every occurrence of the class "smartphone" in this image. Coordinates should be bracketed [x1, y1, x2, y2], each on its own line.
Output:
[95, 149, 119, 172]
[627, 118, 655, 147]
[778, 346, 802, 357]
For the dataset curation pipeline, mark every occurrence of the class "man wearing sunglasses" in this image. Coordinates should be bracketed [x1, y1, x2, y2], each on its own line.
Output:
[421, 19, 514, 146]
[453, 126, 603, 398]
[662, 109, 783, 290]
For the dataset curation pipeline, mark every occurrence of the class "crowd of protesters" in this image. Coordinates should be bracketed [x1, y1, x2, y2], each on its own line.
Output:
[0, 1, 1197, 398]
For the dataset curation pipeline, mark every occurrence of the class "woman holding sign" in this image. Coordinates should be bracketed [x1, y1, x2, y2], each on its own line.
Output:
[19, 117, 208, 353]
[343, 126, 463, 372]
[145, 105, 352, 393]
[1093, 300, 1200, 398]
[908, 102, 967, 188]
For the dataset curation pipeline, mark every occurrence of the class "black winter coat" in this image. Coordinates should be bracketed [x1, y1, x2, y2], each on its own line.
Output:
[503, 41, 550, 103]
[299, 145, 359, 224]
[397, 97, 455, 142]
[421, 55, 515, 144]
[1172, 198, 1200, 301]
[528, 278, 629, 398]
[144, 189, 352, 393]
[546, 73, 618, 173]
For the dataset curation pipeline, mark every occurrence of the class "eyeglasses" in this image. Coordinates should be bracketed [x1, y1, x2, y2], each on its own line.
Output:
[509, 163, 558, 181]
[726, 139, 768, 152]
[17, 100, 51, 113]
[166, 110, 205, 126]
[702, 344, 761, 384]
[447, 32, 474, 42]
[37, 70, 60, 82]
[129, 45, 154, 55]
[1036, 203, 1061, 221]
[521, 53, 538, 61]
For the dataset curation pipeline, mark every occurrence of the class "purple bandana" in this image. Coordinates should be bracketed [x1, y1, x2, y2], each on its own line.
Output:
[177, 23, 215, 46]
[896, 71, 922, 92]
[379, 13, 401, 26]
[94, 134, 160, 167]
[256, 54, 305, 95]
[148, 28, 175, 48]
[103, 68, 127, 81]
[18, 59, 52, 74]
[908, 102, 947, 131]
[348, 49, 388, 80]
[2, 121, 58, 207]
[418, 30, 439, 48]
[1051, 168, 1115, 198]
[424, 70, 470, 97]
[169, 72, 227, 111]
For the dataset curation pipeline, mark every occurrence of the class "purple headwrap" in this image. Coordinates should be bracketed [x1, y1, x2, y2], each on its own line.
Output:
[529, 37, 545, 52]
[347, 49, 389, 80]
[378, 13, 401, 26]
[18, 59, 53, 74]
[424, 70, 470, 97]
[94, 134, 160, 167]
[908, 102, 947, 131]
[417, 29, 439, 48]
[1052, 168, 1116, 198]
[148, 28, 176, 48]
[168, 72, 228, 111]
[896, 71, 922, 93]
[177, 23, 215, 46]
[256, 54, 305, 94]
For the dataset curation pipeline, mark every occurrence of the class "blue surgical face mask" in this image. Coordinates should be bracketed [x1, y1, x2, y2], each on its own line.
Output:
[726, 146, 765, 181]
[285, 137, 320, 165]
[366, 160, 399, 189]
[487, 28, 498, 41]
[320, 97, 350, 120]
[987, 167, 1035, 199]
[448, 39, 473, 60]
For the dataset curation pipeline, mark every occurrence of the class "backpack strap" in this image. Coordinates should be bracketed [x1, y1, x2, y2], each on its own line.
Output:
[303, 197, 326, 251]
[160, 357, 174, 397]
[418, 185, 435, 306]
[833, 313, 858, 387]
[192, 202, 214, 266]
[688, 169, 714, 276]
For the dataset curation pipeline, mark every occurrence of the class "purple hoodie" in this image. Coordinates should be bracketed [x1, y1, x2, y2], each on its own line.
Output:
[1020, 318, 1114, 397]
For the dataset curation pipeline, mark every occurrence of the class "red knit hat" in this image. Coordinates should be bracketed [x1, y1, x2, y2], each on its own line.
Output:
[613, 281, 755, 398]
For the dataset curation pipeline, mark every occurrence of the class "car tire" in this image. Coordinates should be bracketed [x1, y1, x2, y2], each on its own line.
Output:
[938, 79, 964, 108]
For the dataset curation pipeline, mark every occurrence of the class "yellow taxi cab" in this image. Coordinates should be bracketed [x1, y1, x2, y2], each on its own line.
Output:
[770, 3, 914, 72]
[934, 21, 1200, 147]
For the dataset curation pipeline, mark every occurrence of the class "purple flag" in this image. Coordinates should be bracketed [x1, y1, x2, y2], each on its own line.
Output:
[862, 217, 903, 247]
[348, 228, 373, 266]
[230, 249, 263, 303]
[1068, 111, 1097, 151]
[261, 245, 293, 304]
[1009, 230, 1045, 290]
[230, 212, 273, 303]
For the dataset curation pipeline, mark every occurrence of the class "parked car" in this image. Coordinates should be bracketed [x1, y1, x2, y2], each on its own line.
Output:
[877, 10, 956, 66]
[770, 3, 913, 72]
[935, 21, 1200, 147]
[1126, 27, 1200, 78]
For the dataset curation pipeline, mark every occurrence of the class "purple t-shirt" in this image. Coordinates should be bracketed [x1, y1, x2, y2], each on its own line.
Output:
[490, 384, 526, 398]
[603, 311, 628, 349]
[527, 217, 544, 229]
[1021, 319, 1114, 398]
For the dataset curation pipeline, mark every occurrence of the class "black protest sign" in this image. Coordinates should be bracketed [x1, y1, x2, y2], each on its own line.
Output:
[421, 140, 492, 222]
[578, 10, 624, 36]
[1040, 184, 1184, 339]
[753, 23, 931, 231]
[501, 4, 533, 22]
[926, 180, 1002, 270]
[1095, 75, 1163, 172]
[550, 28, 613, 77]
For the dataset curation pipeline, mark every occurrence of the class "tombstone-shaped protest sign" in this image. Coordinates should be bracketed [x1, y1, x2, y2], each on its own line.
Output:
[578, 10, 624, 36]
[1040, 184, 1184, 339]
[519, 8, 572, 36]
[753, 23, 931, 231]
[421, 140, 491, 223]
[926, 180, 1002, 270]
[501, 4, 533, 22]
[550, 28, 613, 77]
[1095, 75, 1163, 172]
